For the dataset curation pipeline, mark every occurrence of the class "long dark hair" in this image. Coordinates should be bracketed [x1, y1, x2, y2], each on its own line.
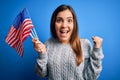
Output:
[50, 4, 83, 66]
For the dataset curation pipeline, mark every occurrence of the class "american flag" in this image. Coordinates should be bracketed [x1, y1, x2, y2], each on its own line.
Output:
[6, 8, 34, 57]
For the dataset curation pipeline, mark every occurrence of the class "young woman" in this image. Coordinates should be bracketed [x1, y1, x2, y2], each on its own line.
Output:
[32, 4, 104, 80]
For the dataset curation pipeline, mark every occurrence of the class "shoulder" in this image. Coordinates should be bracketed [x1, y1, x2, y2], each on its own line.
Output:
[80, 38, 93, 58]
[80, 38, 90, 44]
[80, 38, 92, 50]
[45, 38, 57, 46]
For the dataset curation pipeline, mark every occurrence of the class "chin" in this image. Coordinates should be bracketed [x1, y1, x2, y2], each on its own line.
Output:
[59, 38, 70, 43]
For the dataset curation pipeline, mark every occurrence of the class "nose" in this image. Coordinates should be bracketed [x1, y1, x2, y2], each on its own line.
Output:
[62, 21, 67, 28]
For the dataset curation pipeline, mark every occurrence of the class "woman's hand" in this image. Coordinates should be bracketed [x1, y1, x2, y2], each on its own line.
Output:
[92, 36, 103, 48]
[32, 38, 46, 53]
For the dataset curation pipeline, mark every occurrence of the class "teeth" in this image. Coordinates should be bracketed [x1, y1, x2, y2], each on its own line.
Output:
[60, 30, 68, 33]
[60, 29, 69, 33]
[63, 31, 67, 33]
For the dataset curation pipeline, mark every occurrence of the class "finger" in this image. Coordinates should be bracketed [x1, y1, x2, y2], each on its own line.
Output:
[32, 38, 38, 43]
[92, 36, 97, 44]
[92, 36, 95, 38]
[92, 36, 96, 41]
[37, 49, 42, 53]
[41, 49, 44, 53]
[32, 38, 42, 45]
[92, 36, 100, 40]
[92, 35, 98, 38]
[36, 47, 44, 53]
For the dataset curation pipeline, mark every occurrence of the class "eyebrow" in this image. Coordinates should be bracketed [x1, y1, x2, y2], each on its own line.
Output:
[67, 17, 73, 19]
[56, 16, 73, 19]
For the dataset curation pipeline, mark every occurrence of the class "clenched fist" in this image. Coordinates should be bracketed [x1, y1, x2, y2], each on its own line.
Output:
[32, 38, 46, 54]
[92, 36, 103, 48]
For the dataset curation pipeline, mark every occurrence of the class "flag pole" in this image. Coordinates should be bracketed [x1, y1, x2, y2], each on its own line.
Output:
[33, 28, 38, 38]
[30, 28, 39, 39]
[30, 33, 34, 39]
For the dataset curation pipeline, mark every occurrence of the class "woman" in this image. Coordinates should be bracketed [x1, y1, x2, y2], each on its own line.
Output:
[32, 4, 104, 80]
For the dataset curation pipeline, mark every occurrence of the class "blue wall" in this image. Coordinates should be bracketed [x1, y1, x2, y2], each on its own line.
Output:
[0, 0, 120, 80]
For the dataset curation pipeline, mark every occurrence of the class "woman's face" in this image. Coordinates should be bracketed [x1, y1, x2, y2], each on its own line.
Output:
[55, 9, 74, 44]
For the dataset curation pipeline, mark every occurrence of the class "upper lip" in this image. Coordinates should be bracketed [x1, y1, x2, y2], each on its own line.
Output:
[60, 29, 70, 33]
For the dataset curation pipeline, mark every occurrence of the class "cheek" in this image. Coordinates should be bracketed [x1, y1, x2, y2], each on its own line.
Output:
[55, 24, 60, 33]
[55, 27, 60, 38]
[70, 25, 74, 33]
[71, 26, 74, 31]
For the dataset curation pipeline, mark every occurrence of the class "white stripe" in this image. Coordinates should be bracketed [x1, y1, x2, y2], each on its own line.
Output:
[6, 26, 14, 38]
[22, 20, 32, 27]
[6, 31, 16, 43]
[9, 37, 19, 47]
[6, 27, 16, 42]
[22, 24, 33, 31]
[22, 33, 30, 41]
[15, 41, 23, 56]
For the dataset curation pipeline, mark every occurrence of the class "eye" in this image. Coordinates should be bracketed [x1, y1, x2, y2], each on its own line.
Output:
[67, 19, 73, 23]
[56, 18, 63, 23]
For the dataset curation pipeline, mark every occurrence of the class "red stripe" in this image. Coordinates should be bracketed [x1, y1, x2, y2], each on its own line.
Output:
[6, 26, 16, 43]
[14, 41, 23, 56]
[22, 20, 33, 31]
[6, 30, 17, 45]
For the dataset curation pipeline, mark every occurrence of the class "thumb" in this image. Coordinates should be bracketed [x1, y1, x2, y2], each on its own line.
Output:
[92, 36, 95, 41]
[92, 36, 95, 40]
[32, 38, 39, 43]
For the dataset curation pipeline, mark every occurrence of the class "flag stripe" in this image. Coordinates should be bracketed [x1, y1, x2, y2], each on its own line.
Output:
[6, 8, 34, 56]
[6, 24, 22, 47]
[22, 30, 31, 42]
[7, 19, 33, 46]
[6, 26, 16, 42]
[14, 41, 23, 56]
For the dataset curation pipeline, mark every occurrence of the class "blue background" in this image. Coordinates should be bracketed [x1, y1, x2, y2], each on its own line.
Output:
[0, 0, 120, 80]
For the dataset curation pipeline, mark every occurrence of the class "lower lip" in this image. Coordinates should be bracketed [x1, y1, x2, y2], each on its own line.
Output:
[60, 32, 68, 37]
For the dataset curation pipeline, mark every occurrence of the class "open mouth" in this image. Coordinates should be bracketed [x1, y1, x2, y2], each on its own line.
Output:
[59, 29, 70, 37]
[60, 30, 69, 33]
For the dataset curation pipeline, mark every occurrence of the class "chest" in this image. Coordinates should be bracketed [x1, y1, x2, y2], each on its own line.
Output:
[47, 45, 75, 66]
[47, 44, 85, 75]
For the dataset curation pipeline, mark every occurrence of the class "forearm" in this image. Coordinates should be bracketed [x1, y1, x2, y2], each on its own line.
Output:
[92, 47, 104, 60]
[35, 53, 48, 78]
[83, 47, 104, 80]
